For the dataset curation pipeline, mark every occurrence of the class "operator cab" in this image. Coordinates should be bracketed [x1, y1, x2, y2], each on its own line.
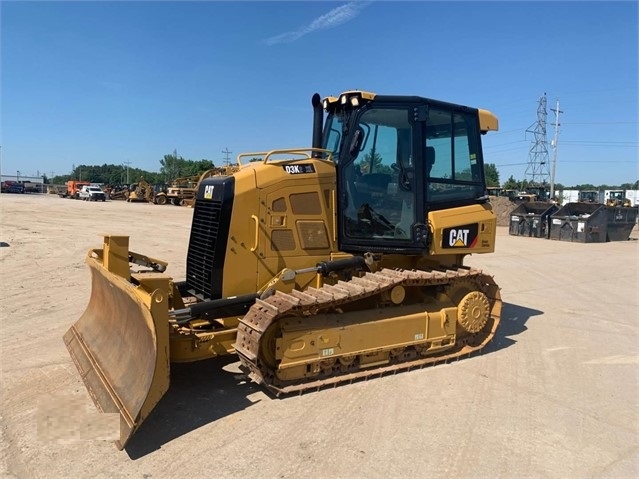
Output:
[320, 91, 497, 254]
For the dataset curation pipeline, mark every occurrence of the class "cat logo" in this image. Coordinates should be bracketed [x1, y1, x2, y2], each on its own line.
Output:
[449, 229, 470, 247]
[204, 185, 214, 200]
[442, 223, 479, 249]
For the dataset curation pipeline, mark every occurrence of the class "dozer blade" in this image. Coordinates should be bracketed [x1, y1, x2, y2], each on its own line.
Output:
[63, 254, 170, 449]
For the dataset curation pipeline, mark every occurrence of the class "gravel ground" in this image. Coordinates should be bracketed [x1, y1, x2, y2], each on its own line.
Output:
[1, 193, 637, 479]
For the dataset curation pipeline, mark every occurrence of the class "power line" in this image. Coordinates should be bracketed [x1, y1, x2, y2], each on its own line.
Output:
[562, 121, 637, 125]
[497, 159, 636, 166]
[558, 160, 637, 163]
[486, 146, 530, 154]
[486, 140, 637, 151]
[494, 162, 530, 167]
[487, 127, 528, 136]
[560, 141, 638, 145]
[483, 140, 528, 148]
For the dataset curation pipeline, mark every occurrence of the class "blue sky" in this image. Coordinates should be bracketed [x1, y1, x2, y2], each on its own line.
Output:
[1, 0, 637, 186]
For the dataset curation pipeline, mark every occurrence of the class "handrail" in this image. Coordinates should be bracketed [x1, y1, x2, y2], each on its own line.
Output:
[250, 215, 259, 252]
[236, 148, 333, 168]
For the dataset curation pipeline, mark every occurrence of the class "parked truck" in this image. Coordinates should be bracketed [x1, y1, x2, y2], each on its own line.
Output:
[79, 185, 107, 202]
[1, 181, 25, 193]
[61, 180, 91, 199]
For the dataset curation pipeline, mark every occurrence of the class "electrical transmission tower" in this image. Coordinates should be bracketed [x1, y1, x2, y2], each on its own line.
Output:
[525, 93, 551, 188]
[222, 147, 232, 167]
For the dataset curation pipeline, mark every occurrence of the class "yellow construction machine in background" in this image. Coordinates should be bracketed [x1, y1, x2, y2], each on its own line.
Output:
[578, 190, 601, 203]
[126, 178, 155, 203]
[106, 186, 130, 201]
[64, 90, 502, 449]
[155, 166, 237, 206]
[606, 190, 632, 207]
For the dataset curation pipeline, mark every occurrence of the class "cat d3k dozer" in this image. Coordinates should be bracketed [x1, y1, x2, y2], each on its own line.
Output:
[64, 90, 502, 449]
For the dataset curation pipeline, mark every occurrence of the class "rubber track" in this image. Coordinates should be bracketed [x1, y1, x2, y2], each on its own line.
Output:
[235, 267, 501, 396]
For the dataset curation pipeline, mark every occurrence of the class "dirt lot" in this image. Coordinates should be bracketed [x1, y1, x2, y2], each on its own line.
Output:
[1, 193, 638, 479]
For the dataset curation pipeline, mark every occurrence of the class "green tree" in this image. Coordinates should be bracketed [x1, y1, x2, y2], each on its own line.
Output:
[49, 156, 214, 186]
[55, 163, 162, 186]
[358, 151, 392, 175]
[160, 150, 185, 183]
[160, 152, 216, 182]
[484, 163, 500, 187]
[502, 175, 519, 190]
[188, 159, 216, 175]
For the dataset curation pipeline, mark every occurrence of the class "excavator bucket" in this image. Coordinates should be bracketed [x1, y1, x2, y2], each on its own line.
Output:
[63, 236, 170, 449]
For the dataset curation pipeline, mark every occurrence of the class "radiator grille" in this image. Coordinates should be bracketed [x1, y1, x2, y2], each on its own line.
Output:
[186, 199, 223, 299]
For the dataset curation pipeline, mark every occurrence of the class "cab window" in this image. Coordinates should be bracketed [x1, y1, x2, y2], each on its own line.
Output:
[341, 107, 415, 240]
[426, 107, 484, 204]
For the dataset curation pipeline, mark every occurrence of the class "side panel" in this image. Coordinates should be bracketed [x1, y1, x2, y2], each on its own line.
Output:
[186, 159, 338, 299]
[428, 203, 496, 255]
[254, 160, 338, 291]
[221, 169, 262, 298]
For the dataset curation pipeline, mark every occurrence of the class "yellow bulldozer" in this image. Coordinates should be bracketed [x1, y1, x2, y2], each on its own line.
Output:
[63, 90, 502, 449]
[606, 190, 632, 207]
[126, 178, 155, 203]
[153, 174, 198, 206]
[155, 167, 236, 206]
[106, 185, 130, 201]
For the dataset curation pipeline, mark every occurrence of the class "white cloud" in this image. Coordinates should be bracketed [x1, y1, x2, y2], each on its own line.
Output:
[265, 2, 372, 46]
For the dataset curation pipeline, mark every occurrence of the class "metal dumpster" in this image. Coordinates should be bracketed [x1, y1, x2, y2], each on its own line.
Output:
[549, 203, 607, 243]
[605, 206, 639, 241]
[509, 202, 559, 239]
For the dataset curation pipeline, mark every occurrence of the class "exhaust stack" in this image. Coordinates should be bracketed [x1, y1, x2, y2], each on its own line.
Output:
[311, 93, 323, 156]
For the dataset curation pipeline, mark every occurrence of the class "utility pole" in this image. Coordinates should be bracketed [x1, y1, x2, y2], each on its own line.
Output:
[123, 160, 132, 184]
[550, 99, 563, 200]
[222, 147, 232, 167]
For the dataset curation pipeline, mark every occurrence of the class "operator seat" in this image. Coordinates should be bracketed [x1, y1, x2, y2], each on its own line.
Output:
[425, 146, 435, 177]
